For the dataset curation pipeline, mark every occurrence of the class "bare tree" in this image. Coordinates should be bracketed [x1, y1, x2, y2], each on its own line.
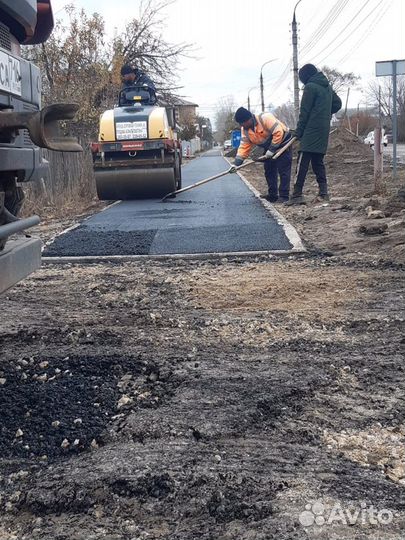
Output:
[197, 116, 213, 145]
[215, 96, 238, 142]
[366, 76, 405, 140]
[25, 6, 109, 140]
[26, 2, 195, 137]
[321, 66, 360, 94]
[366, 77, 405, 117]
[273, 102, 296, 128]
[113, 0, 194, 93]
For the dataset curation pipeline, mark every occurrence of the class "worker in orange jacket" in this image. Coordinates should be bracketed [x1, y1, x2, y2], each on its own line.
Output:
[233, 107, 292, 203]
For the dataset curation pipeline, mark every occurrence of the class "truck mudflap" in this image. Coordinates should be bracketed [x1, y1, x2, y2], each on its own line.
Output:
[0, 190, 41, 293]
[0, 236, 41, 294]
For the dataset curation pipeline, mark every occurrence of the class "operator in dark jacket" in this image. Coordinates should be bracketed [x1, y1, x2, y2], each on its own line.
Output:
[286, 64, 342, 205]
[120, 64, 157, 103]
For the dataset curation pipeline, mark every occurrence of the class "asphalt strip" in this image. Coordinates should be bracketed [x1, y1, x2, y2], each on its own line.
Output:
[41, 156, 305, 263]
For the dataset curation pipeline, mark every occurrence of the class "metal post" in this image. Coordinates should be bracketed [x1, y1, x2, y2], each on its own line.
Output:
[292, 0, 302, 124]
[343, 88, 351, 132]
[343, 87, 350, 117]
[392, 60, 397, 179]
[374, 126, 384, 193]
[260, 71, 265, 112]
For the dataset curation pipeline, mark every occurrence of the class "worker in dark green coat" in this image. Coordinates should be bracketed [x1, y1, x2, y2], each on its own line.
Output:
[286, 64, 342, 205]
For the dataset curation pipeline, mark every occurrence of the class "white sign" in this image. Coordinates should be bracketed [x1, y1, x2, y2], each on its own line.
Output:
[376, 59, 405, 77]
[116, 121, 147, 140]
[0, 50, 22, 96]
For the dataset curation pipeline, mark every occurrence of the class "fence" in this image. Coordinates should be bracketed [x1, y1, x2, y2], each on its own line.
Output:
[23, 146, 96, 217]
[181, 137, 201, 158]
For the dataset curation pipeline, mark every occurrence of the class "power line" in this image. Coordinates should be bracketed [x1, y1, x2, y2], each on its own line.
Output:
[265, 0, 350, 103]
[210, 1, 349, 113]
[299, 0, 351, 58]
[337, 0, 391, 64]
[200, 0, 392, 114]
[308, 0, 377, 65]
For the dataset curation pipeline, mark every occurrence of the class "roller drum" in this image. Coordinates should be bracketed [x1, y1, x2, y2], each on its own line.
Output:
[95, 168, 176, 200]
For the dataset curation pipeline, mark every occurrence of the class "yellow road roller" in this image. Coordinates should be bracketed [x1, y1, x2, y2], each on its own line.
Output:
[92, 86, 182, 199]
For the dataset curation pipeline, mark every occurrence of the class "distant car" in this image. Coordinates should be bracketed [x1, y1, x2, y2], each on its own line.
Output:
[364, 131, 388, 147]
[223, 139, 232, 149]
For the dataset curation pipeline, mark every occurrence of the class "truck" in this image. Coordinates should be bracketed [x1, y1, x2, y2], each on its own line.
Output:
[0, 0, 81, 293]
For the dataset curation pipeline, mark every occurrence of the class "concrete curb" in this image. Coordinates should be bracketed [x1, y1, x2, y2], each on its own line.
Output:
[42, 249, 305, 264]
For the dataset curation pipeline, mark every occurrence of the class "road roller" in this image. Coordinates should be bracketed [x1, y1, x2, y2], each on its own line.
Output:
[92, 86, 182, 200]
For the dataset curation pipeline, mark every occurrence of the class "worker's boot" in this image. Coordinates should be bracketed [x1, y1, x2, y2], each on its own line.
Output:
[316, 181, 329, 202]
[260, 194, 278, 203]
[285, 194, 306, 206]
[313, 192, 330, 203]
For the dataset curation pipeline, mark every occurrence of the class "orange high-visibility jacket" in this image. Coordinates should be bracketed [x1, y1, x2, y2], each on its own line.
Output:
[236, 113, 289, 160]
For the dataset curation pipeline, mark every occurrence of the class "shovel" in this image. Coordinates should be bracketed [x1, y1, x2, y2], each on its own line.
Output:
[161, 137, 296, 201]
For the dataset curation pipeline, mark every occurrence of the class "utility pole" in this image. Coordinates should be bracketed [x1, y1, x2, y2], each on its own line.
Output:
[374, 126, 384, 193]
[373, 86, 384, 194]
[260, 71, 264, 111]
[343, 87, 351, 132]
[292, 0, 303, 124]
[392, 60, 398, 179]
[259, 59, 277, 112]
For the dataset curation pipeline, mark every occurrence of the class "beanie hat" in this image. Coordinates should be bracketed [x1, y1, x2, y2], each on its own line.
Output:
[121, 64, 135, 76]
[235, 107, 253, 124]
[298, 63, 318, 84]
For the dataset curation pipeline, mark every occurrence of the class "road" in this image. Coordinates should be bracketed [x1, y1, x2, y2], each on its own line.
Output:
[44, 149, 299, 257]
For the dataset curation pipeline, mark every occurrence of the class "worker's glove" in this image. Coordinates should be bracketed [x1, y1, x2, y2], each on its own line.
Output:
[229, 157, 243, 174]
[257, 149, 275, 161]
[229, 157, 244, 173]
[289, 129, 299, 139]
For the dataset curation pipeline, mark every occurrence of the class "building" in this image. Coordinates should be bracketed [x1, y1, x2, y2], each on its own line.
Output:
[171, 97, 199, 126]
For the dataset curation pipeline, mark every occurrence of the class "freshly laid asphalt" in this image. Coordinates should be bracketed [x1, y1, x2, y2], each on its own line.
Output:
[44, 149, 294, 257]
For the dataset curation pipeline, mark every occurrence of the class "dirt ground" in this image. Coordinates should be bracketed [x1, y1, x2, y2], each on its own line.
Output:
[240, 129, 405, 263]
[0, 133, 404, 540]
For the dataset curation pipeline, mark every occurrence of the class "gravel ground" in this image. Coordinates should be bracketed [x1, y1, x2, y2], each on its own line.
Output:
[0, 255, 404, 540]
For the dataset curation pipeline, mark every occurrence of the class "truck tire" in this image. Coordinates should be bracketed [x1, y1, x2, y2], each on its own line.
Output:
[175, 150, 182, 190]
[0, 177, 25, 250]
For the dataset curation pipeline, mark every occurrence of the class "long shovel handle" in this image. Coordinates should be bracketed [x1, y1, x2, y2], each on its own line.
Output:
[161, 159, 255, 201]
[268, 136, 297, 159]
[161, 137, 297, 201]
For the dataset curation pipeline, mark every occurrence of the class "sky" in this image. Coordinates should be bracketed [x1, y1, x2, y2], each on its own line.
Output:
[51, 0, 404, 125]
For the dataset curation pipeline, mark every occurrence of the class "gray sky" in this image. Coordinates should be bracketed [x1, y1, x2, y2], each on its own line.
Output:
[52, 0, 404, 122]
